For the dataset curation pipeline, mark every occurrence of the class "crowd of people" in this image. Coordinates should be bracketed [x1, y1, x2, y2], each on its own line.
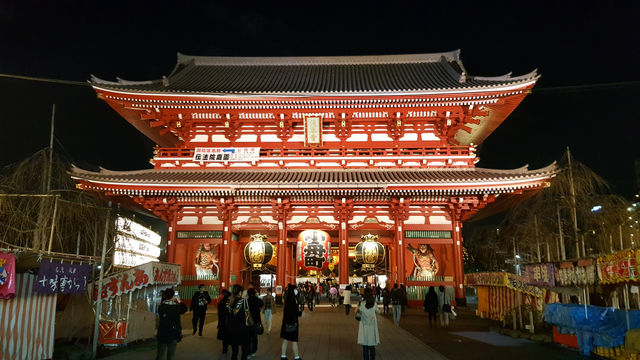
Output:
[154, 281, 455, 360]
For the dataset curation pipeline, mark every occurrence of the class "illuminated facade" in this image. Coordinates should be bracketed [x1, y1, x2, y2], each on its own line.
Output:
[72, 50, 554, 304]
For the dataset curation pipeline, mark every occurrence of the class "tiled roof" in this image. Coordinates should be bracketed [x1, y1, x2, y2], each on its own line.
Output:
[70, 164, 556, 189]
[90, 50, 538, 96]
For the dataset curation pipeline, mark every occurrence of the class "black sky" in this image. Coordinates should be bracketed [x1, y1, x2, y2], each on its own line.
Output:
[1, 1, 639, 197]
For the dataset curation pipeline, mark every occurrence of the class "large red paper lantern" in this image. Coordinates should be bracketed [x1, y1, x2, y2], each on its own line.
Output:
[296, 230, 330, 271]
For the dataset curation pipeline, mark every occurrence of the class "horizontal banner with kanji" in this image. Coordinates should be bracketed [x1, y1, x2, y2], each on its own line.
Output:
[93, 261, 181, 302]
[525, 263, 555, 287]
[35, 260, 91, 294]
[465, 272, 546, 297]
[597, 249, 639, 284]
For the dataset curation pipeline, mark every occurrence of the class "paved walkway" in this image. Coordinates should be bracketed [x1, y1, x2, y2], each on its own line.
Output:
[103, 304, 447, 359]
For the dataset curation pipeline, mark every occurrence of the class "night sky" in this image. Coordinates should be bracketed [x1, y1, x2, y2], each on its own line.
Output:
[1, 2, 639, 198]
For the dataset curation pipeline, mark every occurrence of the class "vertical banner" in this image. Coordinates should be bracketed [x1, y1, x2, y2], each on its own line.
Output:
[35, 260, 91, 294]
[0, 252, 16, 299]
[304, 115, 323, 147]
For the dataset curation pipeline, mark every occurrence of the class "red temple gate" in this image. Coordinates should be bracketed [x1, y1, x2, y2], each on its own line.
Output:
[73, 50, 555, 304]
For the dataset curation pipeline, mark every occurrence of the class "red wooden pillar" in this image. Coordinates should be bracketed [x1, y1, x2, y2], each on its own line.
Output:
[389, 243, 397, 284]
[335, 197, 353, 287]
[273, 198, 289, 301]
[218, 198, 236, 290]
[391, 197, 409, 285]
[395, 220, 406, 285]
[451, 214, 466, 305]
[339, 220, 349, 286]
[288, 243, 296, 284]
[221, 217, 233, 289]
[166, 213, 178, 264]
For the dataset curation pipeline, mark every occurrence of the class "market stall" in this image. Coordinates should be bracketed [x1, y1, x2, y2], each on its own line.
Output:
[92, 261, 181, 345]
[0, 260, 58, 360]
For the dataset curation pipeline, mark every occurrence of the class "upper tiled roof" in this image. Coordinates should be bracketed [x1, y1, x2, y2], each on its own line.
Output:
[70, 164, 556, 189]
[90, 50, 538, 96]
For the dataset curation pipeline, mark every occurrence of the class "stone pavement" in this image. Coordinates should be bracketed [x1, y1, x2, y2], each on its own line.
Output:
[101, 302, 588, 360]
[103, 304, 447, 360]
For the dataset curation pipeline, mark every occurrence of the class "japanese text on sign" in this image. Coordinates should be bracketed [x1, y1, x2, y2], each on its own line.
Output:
[35, 261, 91, 294]
[193, 148, 260, 162]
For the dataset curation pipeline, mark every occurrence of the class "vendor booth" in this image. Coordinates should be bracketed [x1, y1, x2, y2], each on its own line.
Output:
[93, 261, 181, 345]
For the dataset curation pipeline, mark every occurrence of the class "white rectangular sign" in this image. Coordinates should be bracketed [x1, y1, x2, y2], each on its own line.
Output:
[193, 147, 260, 162]
[116, 217, 161, 246]
[114, 217, 162, 268]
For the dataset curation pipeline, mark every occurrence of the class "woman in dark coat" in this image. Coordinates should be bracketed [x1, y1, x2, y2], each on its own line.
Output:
[227, 284, 251, 360]
[280, 284, 302, 360]
[216, 289, 231, 357]
[423, 286, 439, 327]
[156, 288, 187, 360]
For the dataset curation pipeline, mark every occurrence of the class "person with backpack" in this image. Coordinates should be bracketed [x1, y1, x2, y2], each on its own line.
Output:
[156, 288, 187, 360]
[390, 284, 402, 326]
[190, 284, 212, 336]
[226, 284, 251, 360]
[280, 284, 302, 360]
[262, 288, 275, 334]
[381, 287, 390, 315]
[437, 285, 452, 328]
[423, 286, 439, 328]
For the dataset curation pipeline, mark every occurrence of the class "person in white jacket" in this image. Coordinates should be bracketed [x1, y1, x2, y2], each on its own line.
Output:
[437, 285, 452, 328]
[356, 288, 380, 360]
[343, 285, 352, 315]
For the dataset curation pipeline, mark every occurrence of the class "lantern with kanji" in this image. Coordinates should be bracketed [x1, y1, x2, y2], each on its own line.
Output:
[296, 230, 330, 271]
[355, 233, 385, 271]
[244, 234, 274, 270]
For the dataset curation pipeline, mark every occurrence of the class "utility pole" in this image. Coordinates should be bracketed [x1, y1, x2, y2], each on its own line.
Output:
[557, 205, 566, 260]
[46, 104, 56, 193]
[566, 147, 581, 258]
[534, 214, 541, 262]
[92, 207, 111, 359]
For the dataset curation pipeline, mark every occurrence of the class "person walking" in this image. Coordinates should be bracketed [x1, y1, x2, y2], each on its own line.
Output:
[381, 287, 390, 315]
[329, 284, 338, 307]
[343, 285, 352, 315]
[156, 288, 187, 360]
[306, 285, 314, 311]
[423, 286, 438, 328]
[400, 284, 408, 312]
[437, 285, 452, 328]
[247, 287, 264, 358]
[356, 288, 380, 360]
[280, 284, 302, 360]
[226, 284, 251, 360]
[217, 289, 231, 359]
[375, 284, 382, 302]
[297, 284, 306, 313]
[390, 284, 402, 326]
[262, 288, 275, 334]
[190, 284, 212, 336]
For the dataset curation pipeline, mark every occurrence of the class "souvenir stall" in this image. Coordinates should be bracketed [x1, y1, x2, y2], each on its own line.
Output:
[541, 250, 640, 358]
[93, 261, 181, 345]
[0, 253, 59, 360]
[527, 259, 596, 348]
[466, 272, 549, 332]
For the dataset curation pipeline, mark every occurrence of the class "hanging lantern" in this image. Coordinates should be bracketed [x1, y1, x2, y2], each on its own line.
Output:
[244, 234, 274, 270]
[296, 230, 330, 271]
[355, 233, 385, 271]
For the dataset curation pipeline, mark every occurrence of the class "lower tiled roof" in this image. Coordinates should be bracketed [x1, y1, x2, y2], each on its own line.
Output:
[70, 164, 556, 189]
